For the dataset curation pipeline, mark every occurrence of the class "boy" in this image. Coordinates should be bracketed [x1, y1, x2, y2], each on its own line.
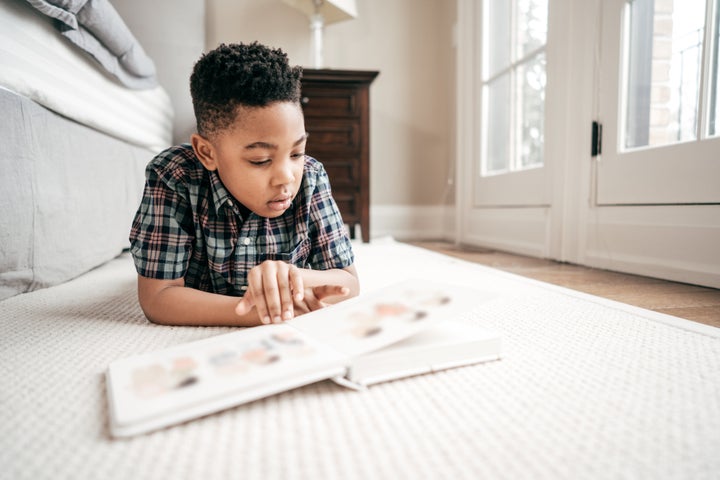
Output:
[129, 42, 359, 327]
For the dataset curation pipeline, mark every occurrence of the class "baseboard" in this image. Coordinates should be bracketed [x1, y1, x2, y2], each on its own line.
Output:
[370, 205, 453, 241]
[457, 206, 551, 258]
[582, 205, 720, 289]
[584, 251, 720, 289]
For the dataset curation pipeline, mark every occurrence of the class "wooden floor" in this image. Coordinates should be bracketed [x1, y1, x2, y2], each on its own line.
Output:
[406, 241, 720, 329]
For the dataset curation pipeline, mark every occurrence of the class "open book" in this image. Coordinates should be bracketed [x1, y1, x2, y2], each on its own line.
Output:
[105, 279, 502, 437]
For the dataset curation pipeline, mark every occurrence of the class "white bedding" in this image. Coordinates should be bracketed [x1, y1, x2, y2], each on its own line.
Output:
[0, 0, 173, 152]
[0, 88, 152, 300]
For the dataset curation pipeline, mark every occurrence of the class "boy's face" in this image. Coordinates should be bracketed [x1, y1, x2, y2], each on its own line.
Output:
[192, 102, 306, 218]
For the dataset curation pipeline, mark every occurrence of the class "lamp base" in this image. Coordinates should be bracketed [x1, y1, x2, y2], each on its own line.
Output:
[310, 13, 324, 69]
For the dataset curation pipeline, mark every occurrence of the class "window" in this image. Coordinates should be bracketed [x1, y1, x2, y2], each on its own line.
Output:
[623, 0, 719, 149]
[482, 0, 548, 176]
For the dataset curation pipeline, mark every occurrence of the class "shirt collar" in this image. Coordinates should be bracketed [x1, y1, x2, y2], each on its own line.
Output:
[208, 170, 240, 218]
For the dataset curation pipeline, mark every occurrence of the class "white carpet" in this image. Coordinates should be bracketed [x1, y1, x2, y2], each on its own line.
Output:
[2, 238, 719, 480]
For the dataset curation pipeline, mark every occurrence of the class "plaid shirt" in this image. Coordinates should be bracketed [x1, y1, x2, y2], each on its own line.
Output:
[129, 144, 354, 296]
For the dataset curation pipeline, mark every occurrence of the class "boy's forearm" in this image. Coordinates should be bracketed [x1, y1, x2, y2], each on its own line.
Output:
[137, 265, 359, 327]
[138, 280, 262, 327]
[299, 266, 360, 301]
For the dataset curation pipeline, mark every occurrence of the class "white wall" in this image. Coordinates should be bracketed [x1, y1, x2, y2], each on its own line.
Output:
[206, 0, 456, 239]
[113, 0, 206, 145]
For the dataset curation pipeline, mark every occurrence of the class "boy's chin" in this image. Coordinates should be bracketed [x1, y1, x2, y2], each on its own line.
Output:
[257, 207, 290, 218]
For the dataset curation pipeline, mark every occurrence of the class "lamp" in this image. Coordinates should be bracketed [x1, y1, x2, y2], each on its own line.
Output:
[283, 0, 358, 68]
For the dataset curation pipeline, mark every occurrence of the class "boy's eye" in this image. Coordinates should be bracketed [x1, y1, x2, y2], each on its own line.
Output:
[249, 159, 271, 166]
[291, 152, 306, 160]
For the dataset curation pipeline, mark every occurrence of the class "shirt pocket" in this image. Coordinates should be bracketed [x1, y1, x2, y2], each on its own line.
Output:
[261, 237, 311, 267]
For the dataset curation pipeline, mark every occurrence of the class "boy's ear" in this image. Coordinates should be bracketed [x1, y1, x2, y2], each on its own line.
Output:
[191, 133, 218, 171]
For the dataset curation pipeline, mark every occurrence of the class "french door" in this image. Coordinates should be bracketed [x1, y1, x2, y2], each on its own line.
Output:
[456, 0, 720, 288]
[456, 0, 554, 258]
[597, 0, 720, 205]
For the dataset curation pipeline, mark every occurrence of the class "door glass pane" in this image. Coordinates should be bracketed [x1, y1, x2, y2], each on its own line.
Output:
[624, 0, 707, 149]
[517, 0, 548, 58]
[486, 73, 511, 174]
[482, 0, 547, 177]
[487, 0, 511, 77]
[517, 53, 546, 168]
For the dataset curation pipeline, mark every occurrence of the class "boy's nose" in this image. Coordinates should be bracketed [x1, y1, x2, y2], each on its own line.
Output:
[272, 160, 295, 185]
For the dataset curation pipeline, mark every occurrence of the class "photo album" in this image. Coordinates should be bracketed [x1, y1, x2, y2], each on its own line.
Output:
[105, 279, 503, 437]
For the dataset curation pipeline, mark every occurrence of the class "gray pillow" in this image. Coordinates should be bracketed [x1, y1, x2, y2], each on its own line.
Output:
[25, 0, 158, 89]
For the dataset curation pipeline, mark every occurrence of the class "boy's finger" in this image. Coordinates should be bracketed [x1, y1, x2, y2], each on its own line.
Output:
[261, 264, 283, 323]
[235, 293, 254, 316]
[313, 285, 350, 301]
[289, 265, 304, 302]
[276, 263, 294, 321]
[248, 268, 271, 325]
[303, 294, 326, 312]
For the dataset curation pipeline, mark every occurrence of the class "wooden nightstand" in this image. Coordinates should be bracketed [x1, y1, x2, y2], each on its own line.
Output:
[300, 69, 379, 243]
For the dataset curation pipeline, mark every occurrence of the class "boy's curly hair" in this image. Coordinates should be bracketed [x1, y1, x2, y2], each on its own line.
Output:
[190, 42, 303, 137]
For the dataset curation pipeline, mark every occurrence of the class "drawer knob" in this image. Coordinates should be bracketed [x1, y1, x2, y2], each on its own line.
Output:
[301, 96, 310, 105]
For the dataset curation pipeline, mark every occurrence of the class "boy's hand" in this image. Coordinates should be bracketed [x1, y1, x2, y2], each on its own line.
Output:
[293, 285, 350, 315]
[233, 261, 351, 324]
[234, 261, 304, 325]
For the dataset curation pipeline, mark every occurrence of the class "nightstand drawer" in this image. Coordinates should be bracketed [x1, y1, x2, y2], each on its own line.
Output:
[332, 190, 360, 222]
[306, 120, 360, 154]
[322, 157, 359, 188]
[301, 86, 359, 118]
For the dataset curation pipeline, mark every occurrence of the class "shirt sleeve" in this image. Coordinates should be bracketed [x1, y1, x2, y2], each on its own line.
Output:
[128, 165, 194, 279]
[306, 164, 355, 270]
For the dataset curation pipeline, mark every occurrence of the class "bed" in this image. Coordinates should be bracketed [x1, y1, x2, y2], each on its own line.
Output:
[2, 1, 719, 479]
[0, 0, 173, 301]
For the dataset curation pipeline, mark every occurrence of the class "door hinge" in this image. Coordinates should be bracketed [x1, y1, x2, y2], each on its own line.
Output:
[591, 121, 602, 157]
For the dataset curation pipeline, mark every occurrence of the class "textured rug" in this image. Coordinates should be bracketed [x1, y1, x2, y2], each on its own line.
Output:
[2, 238, 719, 480]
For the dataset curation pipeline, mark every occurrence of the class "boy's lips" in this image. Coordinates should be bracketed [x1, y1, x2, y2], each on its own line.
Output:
[267, 193, 293, 212]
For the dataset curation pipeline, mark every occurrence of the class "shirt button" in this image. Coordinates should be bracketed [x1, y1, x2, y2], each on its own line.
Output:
[242, 237, 251, 246]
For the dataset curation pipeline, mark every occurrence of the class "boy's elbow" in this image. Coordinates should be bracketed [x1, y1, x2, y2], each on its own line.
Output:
[136, 275, 183, 325]
[140, 305, 167, 325]
[137, 293, 168, 325]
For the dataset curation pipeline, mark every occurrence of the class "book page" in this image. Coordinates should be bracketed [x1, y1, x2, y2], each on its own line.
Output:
[344, 321, 503, 387]
[288, 279, 493, 357]
[107, 324, 347, 428]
